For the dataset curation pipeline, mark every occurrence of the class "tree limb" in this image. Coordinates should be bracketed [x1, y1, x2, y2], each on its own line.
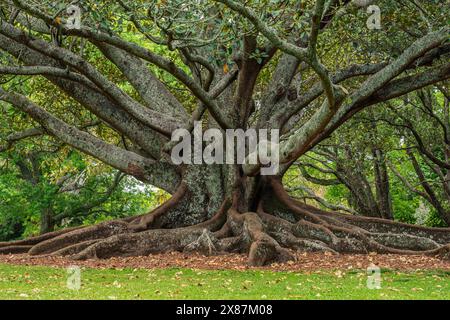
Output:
[0, 88, 181, 192]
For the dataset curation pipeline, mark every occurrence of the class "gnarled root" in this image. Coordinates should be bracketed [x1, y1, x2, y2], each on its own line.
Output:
[63, 200, 229, 260]
[1, 177, 449, 266]
[0, 226, 82, 249]
[127, 182, 188, 231]
[0, 245, 33, 254]
[267, 177, 450, 260]
[226, 208, 296, 266]
[29, 221, 130, 256]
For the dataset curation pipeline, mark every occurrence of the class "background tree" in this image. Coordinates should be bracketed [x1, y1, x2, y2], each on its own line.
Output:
[378, 86, 450, 225]
[0, 144, 161, 239]
[289, 87, 449, 226]
[291, 141, 394, 220]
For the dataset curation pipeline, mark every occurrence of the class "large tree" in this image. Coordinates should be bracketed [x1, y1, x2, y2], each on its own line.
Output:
[0, 0, 449, 265]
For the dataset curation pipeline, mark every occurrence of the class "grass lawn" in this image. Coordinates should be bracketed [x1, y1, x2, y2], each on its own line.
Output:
[0, 263, 448, 300]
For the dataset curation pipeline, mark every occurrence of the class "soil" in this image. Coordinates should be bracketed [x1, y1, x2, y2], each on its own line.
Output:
[0, 251, 449, 271]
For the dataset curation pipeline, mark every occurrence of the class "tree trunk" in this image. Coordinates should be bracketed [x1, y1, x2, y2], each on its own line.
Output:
[373, 149, 394, 220]
[40, 207, 55, 235]
[407, 149, 450, 225]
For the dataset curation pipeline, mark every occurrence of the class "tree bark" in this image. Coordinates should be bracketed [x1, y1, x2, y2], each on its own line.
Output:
[373, 149, 393, 220]
[40, 208, 55, 235]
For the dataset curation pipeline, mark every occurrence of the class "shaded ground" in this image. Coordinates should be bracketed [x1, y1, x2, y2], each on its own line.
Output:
[0, 252, 449, 271]
[0, 263, 448, 300]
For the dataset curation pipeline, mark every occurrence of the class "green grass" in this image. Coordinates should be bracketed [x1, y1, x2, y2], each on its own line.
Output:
[0, 264, 448, 300]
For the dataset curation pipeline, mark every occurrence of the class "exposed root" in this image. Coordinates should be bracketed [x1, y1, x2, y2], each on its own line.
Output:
[214, 222, 232, 239]
[270, 178, 327, 225]
[1, 177, 449, 266]
[0, 245, 33, 254]
[21, 186, 203, 257]
[128, 182, 188, 231]
[227, 208, 296, 266]
[55, 201, 229, 260]
[271, 231, 337, 254]
[292, 198, 450, 244]
[427, 244, 450, 260]
[71, 228, 209, 260]
[369, 233, 440, 251]
[294, 220, 339, 244]
[267, 177, 450, 260]
[61, 203, 296, 266]
[28, 221, 130, 256]
[0, 226, 82, 248]
[51, 240, 100, 257]
[327, 212, 450, 244]
[217, 236, 242, 252]
[184, 229, 218, 255]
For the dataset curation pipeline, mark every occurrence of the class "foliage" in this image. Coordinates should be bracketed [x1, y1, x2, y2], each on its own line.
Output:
[0, 149, 165, 240]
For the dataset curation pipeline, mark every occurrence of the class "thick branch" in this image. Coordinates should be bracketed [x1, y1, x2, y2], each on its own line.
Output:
[308, 62, 450, 154]
[0, 34, 167, 158]
[0, 88, 180, 192]
[10, 0, 232, 129]
[95, 42, 188, 120]
[0, 21, 182, 136]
